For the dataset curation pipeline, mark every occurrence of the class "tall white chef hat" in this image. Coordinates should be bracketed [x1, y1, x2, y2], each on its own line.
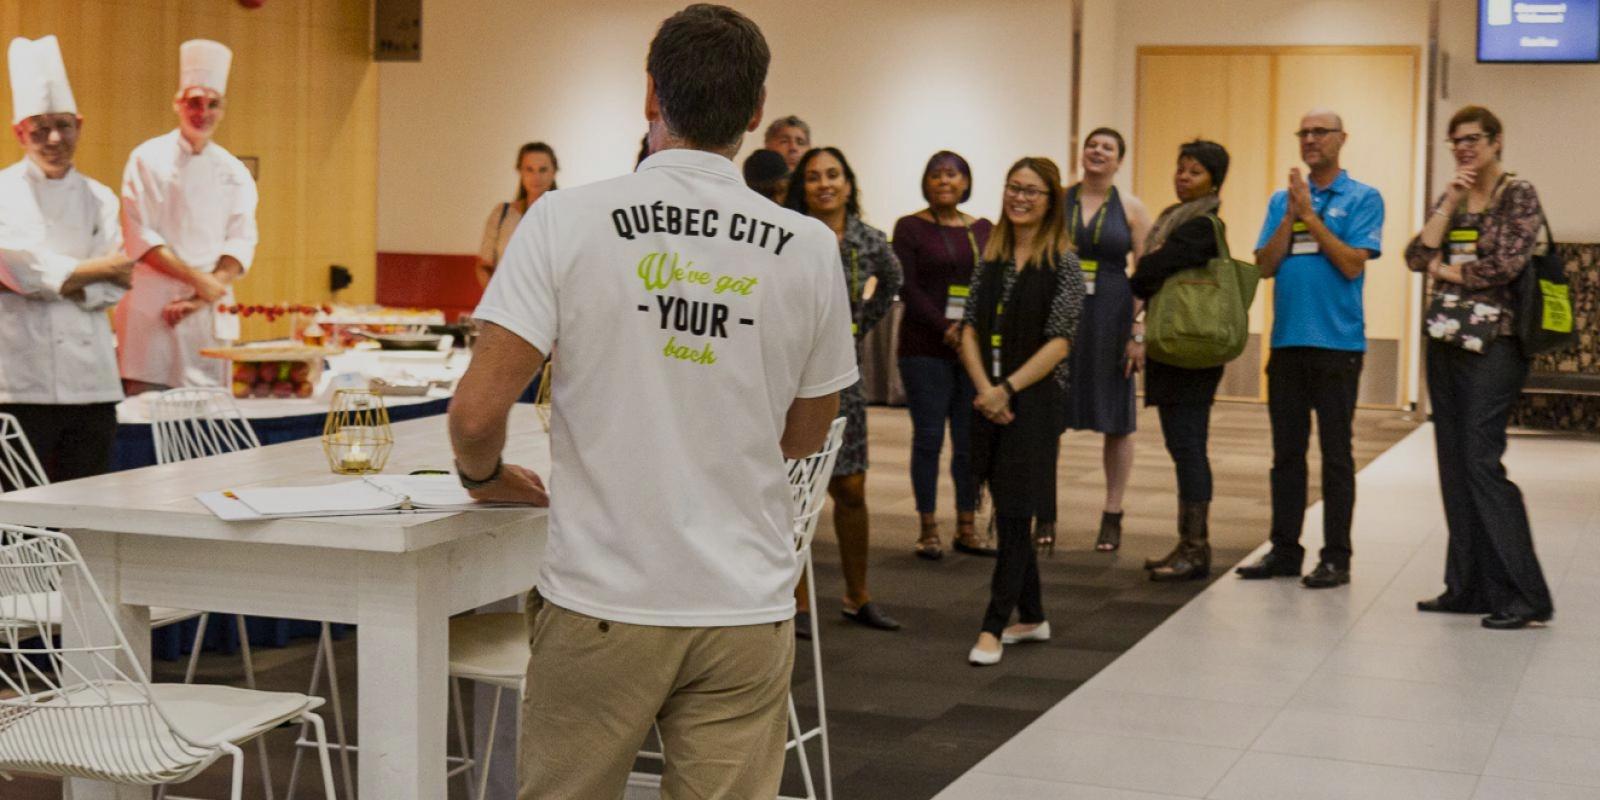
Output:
[179, 39, 232, 97]
[8, 36, 78, 124]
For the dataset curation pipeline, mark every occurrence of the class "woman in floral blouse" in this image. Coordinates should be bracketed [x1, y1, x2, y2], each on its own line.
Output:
[1405, 105, 1553, 630]
[786, 146, 906, 633]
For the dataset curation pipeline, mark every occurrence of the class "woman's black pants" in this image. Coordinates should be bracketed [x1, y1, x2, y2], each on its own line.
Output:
[1426, 339, 1553, 617]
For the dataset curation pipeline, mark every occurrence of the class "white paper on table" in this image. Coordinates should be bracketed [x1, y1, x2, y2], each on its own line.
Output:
[197, 475, 526, 520]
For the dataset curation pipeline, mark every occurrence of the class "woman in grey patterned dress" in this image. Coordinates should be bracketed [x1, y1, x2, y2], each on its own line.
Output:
[785, 147, 905, 632]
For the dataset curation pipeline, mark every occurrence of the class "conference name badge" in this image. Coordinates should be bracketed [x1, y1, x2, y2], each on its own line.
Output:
[1447, 227, 1479, 267]
[1290, 221, 1320, 255]
[1080, 259, 1099, 296]
[945, 284, 970, 321]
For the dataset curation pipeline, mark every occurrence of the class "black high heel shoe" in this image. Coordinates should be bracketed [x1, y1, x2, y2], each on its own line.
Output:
[1095, 511, 1123, 552]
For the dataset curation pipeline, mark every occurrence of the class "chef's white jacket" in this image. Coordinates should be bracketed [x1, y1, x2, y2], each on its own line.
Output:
[116, 129, 258, 388]
[0, 158, 126, 405]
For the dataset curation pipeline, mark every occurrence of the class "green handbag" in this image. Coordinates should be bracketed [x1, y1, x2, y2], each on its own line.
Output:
[1144, 215, 1262, 369]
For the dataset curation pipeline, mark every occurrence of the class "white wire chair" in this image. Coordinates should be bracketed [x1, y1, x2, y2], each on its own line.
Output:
[630, 416, 847, 800]
[150, 387, 262, 465]
[0, 524, 339, 798]
[0, 413, 48, 491]
[145, 388, 275, 799]
[0, 414, 214, 679]
[285, 620, 487, 798]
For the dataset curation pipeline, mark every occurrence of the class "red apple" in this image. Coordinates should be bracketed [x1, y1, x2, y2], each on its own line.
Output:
[257, 362, 277, 383]
[289, 361, 311, 381]
[251, 381, 272, 398]
[233, 362, 254, 382]
[295, 380, 314, 398]
[232, 381, 251, 399]
[272, 381, 295, 398]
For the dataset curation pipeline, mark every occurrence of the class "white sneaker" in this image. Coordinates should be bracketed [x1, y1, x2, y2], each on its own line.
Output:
[1000, 621, 1051, 645]
[968, 644, 1003, 666]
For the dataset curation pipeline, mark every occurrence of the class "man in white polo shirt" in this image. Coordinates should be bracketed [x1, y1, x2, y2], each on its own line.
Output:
[448, 5, 855, 797]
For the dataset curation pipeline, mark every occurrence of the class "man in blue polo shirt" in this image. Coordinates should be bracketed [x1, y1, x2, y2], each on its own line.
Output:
[1237, 108, 1383, 589]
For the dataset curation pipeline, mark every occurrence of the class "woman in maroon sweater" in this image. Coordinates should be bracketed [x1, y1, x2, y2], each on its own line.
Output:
[893, 151, 995, 559]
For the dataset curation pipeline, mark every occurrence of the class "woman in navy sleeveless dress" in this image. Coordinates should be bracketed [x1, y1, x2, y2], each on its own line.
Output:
[1058, 128, 1152, 553]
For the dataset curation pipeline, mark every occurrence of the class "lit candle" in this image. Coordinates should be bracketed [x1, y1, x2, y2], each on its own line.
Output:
[341, 442, 371, 472]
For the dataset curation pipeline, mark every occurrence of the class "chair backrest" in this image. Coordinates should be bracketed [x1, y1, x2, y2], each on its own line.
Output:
[149, 387, 261, 465]
[785, 417, 847, 554]
[0, 413, 48, 491]
[0, 524, 214, 780]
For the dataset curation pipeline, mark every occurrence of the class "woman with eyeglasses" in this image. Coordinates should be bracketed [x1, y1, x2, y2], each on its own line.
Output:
[1059, 128, 1154, 553]
[784, 146, 905, 633]
[960, 157, 1085, 665]
[1131, 139, 1231, 582]
[893, 151, 995, 560]
[1405, 105, 1553, 630]
[477, 142, 558, 286]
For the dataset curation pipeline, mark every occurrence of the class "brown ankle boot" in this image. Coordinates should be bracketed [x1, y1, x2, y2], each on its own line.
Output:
[1150, 501, 1211, 582]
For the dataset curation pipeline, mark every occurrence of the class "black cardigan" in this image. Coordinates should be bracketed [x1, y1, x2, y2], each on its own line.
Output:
[1131, 216, 1226, 407]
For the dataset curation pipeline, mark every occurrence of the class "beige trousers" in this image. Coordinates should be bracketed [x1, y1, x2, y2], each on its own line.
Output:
[517, 593, 795, 799]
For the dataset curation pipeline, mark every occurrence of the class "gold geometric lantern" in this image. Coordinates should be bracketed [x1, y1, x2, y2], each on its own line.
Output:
[321, 389, 394, 474]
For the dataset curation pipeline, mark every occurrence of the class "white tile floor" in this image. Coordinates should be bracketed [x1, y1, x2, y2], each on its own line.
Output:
[935, 424, 1600, 800]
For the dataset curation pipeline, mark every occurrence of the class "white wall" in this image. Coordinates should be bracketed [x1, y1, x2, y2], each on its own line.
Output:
[1433, 2, 1600, 241]
[378, 0, 1072, 253]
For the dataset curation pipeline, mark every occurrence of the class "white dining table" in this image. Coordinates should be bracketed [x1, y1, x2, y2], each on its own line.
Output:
[0, 405, 550, 800]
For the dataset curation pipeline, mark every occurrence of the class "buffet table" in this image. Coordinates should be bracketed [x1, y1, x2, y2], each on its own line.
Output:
[0, 406, 550, 800]
[110, 349, 468, 472]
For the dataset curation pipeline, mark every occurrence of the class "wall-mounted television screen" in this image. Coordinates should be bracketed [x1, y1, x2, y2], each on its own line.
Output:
[1479, 0, 1600, 62]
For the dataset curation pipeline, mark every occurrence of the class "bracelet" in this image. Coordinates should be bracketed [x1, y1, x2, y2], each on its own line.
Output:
[1000, 378, 1016, 397]
[456, 457, 503, 489]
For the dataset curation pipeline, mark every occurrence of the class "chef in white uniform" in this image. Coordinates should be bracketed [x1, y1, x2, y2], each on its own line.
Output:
[116, 39, 258, 393]
[0, 36, 135, 485]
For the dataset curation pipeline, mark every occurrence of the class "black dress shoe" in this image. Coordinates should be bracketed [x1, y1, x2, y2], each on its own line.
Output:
[1481, 611, 1553, 630]
[794, 611, 812, 640]
[1416, 594, 1489, 614]
[842, 601, 901, 631]
[1300, 562, 1350, 589]
[1235, 551, 1303, 580]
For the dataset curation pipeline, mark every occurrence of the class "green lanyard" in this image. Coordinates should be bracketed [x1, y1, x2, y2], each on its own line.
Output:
[989, 264, 1010, 380]
[932, 216, 981, 271]
[1069, 185, 1116, 250]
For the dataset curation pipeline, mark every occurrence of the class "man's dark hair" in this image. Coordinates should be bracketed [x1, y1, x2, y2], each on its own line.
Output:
[742, 148, 789, 196]
[1179, 139, 1230, 189]
[647, 5, 770, 149]
[784, 147, 863, 219]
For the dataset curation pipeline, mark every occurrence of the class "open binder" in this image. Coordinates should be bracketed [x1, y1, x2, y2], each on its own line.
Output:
[197, 474, 526, 521]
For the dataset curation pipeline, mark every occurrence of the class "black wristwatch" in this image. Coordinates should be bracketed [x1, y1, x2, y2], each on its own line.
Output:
[457, 457, 503, 490]
[1000, 378, 1016, 397]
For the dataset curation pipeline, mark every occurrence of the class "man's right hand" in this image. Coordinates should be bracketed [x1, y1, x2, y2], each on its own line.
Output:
[190, 270, 227, 302]
[467, 463, 550, 506]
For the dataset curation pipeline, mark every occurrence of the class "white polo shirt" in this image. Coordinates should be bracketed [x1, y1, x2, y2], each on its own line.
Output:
[474, 148, 858, 627]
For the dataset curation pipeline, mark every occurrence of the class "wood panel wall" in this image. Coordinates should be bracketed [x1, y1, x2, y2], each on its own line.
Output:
[0, 0, 377, 342]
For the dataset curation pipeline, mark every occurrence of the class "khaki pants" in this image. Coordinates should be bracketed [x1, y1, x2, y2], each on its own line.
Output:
[518, 593, 795, 799]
